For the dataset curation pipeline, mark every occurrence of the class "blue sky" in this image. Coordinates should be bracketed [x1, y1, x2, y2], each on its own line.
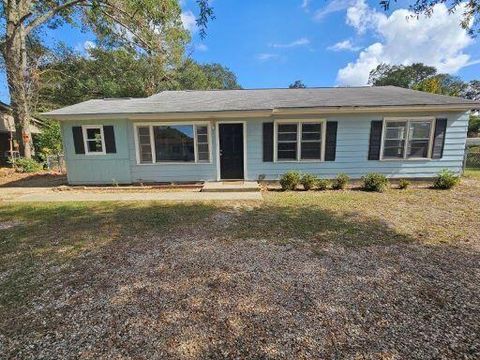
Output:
[1, 0, 480, 102]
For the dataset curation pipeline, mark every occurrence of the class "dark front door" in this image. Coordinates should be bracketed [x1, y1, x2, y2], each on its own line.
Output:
[219, 123, 244, 179]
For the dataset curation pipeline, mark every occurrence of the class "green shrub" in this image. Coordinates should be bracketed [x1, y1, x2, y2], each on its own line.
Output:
[332, 173, 349, 190]
[316, 179, 330, 191]
[279, 171, 301, 191]
[432, 169, 460, 190]
[398, 179, 411, 190]
[10, 157, 43, 173]
[300, 174, 318, 191]
[361, 173, 389, 192]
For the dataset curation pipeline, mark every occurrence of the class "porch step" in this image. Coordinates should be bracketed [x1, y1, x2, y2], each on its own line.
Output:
[201, 181, 260, 192]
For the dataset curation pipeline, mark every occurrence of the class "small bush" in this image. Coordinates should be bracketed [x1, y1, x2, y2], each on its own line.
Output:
[316, 179, 330, 191]
[432, 169, 460, 190]
[10, 157, 43, 173]
[361, 173, 389, 192]
[300, 174, 318, 191]
[332, 173, 349, 190]
[398, 179, 411, 190]
[280, 171, 301, 191]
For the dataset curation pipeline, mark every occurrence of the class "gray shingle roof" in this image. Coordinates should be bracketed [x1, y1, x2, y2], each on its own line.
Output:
[44, 86, 479, 117]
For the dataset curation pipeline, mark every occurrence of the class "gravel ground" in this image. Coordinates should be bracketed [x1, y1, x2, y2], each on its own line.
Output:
[1, 211, 479, 359]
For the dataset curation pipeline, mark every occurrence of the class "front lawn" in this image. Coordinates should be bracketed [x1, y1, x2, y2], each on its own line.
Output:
[1, 179, 479, 358]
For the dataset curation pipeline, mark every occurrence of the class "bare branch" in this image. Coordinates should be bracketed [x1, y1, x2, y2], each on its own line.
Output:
[24, 0, 87, 35]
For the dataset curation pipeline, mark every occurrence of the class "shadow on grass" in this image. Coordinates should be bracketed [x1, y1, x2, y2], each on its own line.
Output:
[227, 204, 411, 247]
[0, 202, 217, 309]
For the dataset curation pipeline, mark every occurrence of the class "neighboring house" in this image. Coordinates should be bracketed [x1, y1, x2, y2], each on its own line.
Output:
[0, 101, 41, 164]
[44, 86, 479, 185]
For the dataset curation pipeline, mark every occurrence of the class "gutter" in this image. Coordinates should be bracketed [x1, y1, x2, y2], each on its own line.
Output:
[43, 104, 479, 121]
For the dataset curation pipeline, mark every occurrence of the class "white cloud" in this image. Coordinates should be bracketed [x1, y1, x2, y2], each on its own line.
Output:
[314, 0, 356, 20]
[301, 0, 311, 11]
[336, 0, 474, 86]
[195, 43, 208, 52]
[328, 39, 361, 51]
[181, 10, 197, 33]
[256, 53, 280, 61]
[271, 38, 310, 48]
[74, 40, 96, 58]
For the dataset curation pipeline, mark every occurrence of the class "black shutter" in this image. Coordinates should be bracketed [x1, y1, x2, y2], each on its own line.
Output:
[432, 118, 447, 159]
[263, 122, 274, 162]
[368, 120, 383, 160]
[72, 126, 85, 154]
[103, 125, 116, 154]
[325, 121, 338, 161]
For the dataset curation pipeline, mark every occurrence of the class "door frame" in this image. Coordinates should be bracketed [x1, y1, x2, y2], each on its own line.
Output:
[215, 120, 247, 181]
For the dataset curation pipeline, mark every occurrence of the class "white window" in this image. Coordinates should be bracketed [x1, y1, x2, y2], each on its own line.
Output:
[135, 123, 211, 164]
[275, 120, 325, 161]
[82, 126, 105, 155]
[382, 117, 435, 160]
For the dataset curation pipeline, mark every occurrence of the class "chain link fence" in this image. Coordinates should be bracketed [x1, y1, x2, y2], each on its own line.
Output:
[466, 145, 480, 169]
[46, 154, 66, 172]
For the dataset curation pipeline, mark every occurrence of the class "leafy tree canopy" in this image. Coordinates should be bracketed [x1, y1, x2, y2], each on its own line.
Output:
[289, 80, 306, 88]
[368, 62, 474, 98]
[33, 46, 241, 113]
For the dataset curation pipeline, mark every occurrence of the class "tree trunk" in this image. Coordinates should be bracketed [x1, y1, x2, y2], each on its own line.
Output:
[4, 21, 33, 159]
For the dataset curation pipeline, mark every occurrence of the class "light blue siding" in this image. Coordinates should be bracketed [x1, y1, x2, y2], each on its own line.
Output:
[61, 119, 132, 184]
[246, 112, 468, 179]
[61, 111, 468, 184]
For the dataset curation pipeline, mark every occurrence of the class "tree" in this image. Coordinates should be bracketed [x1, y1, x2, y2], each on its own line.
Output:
[34, 48, 241, 113]
[0, 0, 213, 159]
[368, 63, 467, 96]
[289, 80, 306, 88]
[379, 0, 479, 34]
[368, 63, 436, 88]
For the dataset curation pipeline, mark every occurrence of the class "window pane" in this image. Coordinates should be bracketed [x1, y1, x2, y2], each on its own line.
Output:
[301, 142, 321, 159]
[385, 122, 407, 139]
[87, 140, 102, 153]
[86, 128, 101, 140]
[195, 125, 210, 162]
[85, 128, 103, 153]
[278, 142, 296, 160]
[277, 123, 298, 160]
[278, 132, 297, 141]
[278, 124, 297, 133]
[137, 126, 152, 163]
[409, 121, 431, 139]
[302, 132, 321, 141]
[383, 140, 405, 159]
[154, 125, 194, 162]
[302, 123, 321, 132]
[408, 140, 429, 158]
[198, 151, 209, 161]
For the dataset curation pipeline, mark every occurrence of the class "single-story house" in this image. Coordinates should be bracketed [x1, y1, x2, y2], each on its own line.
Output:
[43, 86, 479, 185]
[0, 101, 41, 164]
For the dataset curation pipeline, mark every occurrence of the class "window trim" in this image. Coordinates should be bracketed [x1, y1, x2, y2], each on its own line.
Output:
[133, 122, 212, 165]
[273, 119, 326, 163]
[82, 125, 106, 155]
[380, 117, 436, 161]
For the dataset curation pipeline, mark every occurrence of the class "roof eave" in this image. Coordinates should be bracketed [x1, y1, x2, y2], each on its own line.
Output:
[43, 103, 477, 121]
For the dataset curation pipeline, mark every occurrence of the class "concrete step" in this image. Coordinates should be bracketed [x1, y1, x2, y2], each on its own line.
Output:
[201, 181, 260, 192]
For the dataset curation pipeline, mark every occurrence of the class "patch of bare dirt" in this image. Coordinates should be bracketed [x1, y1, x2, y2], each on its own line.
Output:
[0, 168, 67, 187]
